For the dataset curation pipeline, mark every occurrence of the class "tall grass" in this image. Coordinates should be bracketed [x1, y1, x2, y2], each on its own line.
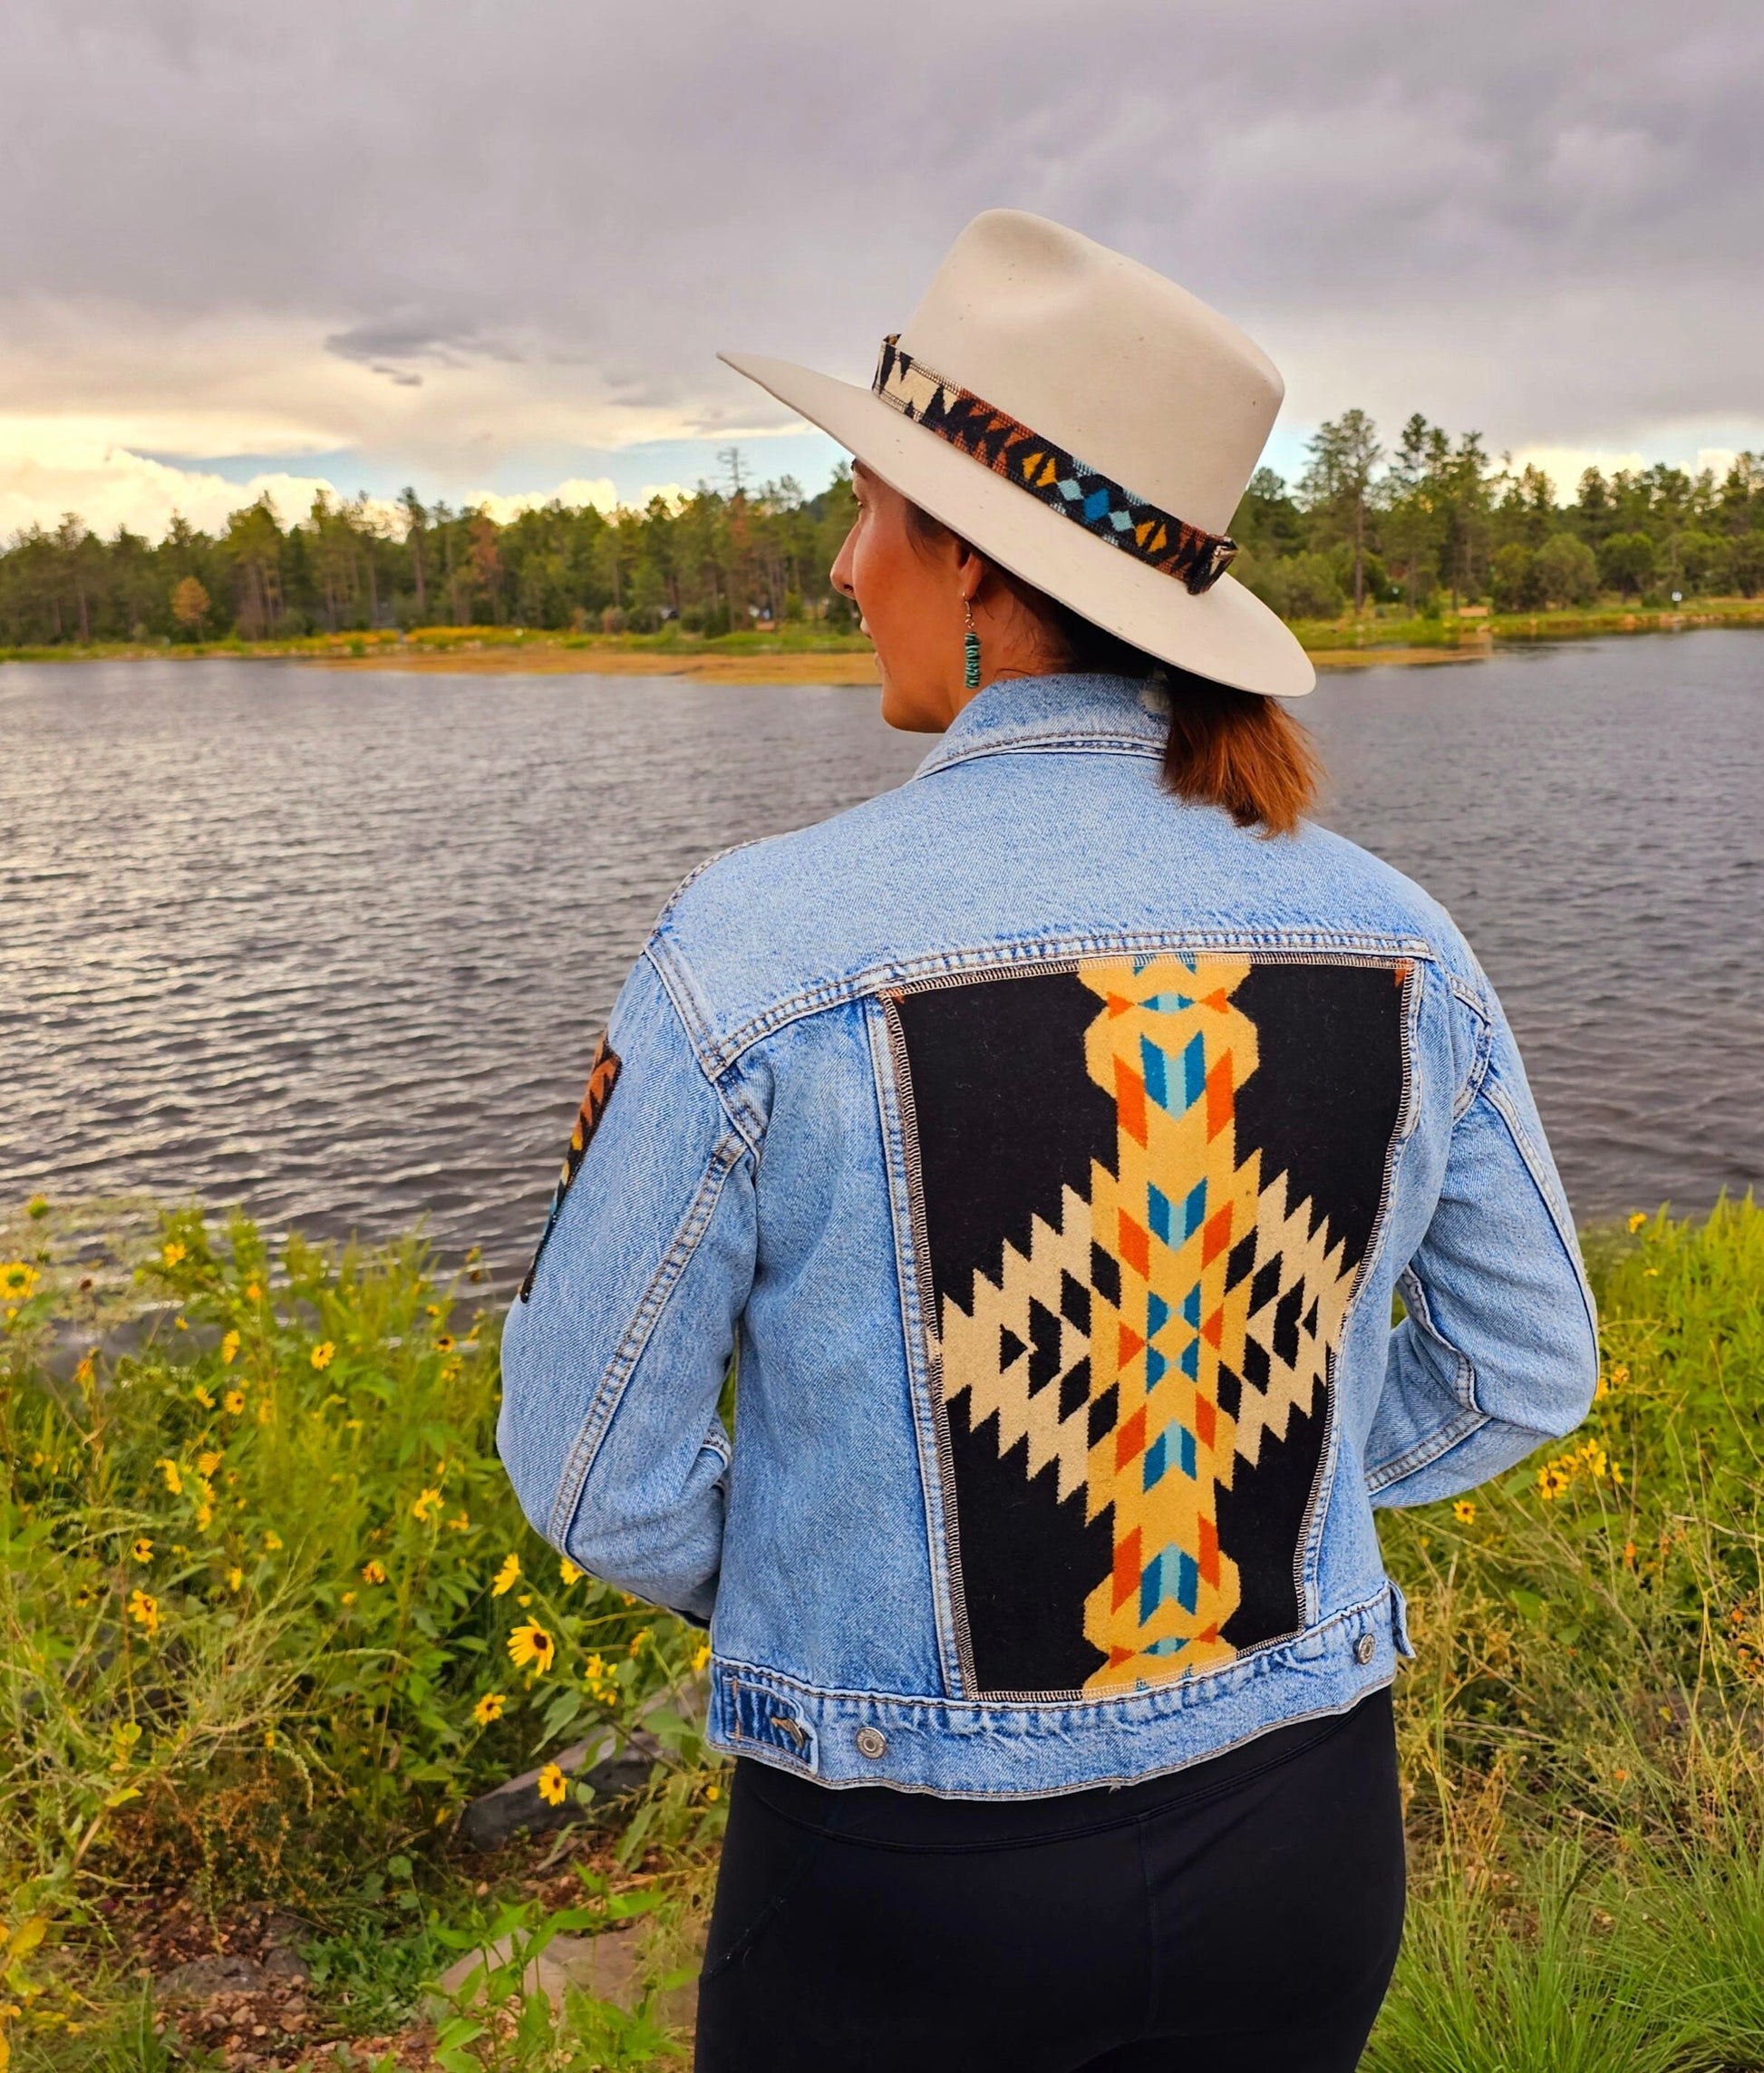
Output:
[2, 1196, 1760, 2068]
[0, 1203, 714, 2062]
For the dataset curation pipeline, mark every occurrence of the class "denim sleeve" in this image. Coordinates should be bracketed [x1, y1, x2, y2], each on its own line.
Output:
[497, 949, 757, 1621]
[1365, 990, 1599, 1508]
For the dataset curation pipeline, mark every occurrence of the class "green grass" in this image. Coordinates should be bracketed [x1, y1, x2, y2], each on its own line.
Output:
[3, 1195, 1762, 2068]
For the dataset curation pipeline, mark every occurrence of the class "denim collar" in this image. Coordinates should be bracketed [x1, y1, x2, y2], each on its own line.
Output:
[913, 671, 1168, 780]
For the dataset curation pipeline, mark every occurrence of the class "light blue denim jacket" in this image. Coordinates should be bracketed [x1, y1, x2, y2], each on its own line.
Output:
[499, 672, 1598, 1797]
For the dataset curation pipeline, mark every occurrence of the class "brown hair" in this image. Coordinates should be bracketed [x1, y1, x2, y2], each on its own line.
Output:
[906, 504, 1321, 838]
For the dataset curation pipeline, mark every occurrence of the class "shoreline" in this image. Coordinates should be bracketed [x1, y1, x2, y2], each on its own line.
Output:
[4, 599, 1761, 682]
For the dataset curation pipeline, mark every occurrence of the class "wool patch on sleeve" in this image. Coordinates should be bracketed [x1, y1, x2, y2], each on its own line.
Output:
[886, 954, 1410, 1700]
[518, 1034, 622, 1303]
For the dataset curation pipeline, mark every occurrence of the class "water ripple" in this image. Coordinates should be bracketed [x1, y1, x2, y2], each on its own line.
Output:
[4, 635, 1760, 1277]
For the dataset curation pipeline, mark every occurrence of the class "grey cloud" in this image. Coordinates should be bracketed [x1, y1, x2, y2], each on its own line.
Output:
[2, 0, 1760, 455]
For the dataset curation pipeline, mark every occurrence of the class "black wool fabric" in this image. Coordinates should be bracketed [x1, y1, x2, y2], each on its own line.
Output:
[695, 1688, 1406, 2071]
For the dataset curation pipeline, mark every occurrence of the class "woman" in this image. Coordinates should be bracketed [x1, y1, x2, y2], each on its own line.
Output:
[499, 211, 1598, 2071]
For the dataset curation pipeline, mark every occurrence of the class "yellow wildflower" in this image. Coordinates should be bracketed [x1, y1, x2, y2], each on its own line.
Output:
[198, 1450, 221, 1477]
[425, 1303, 443, 1317]
[473, 1692, 507, 1726]
[226, 1566, 244, 1592]
[436, 1334, 455, 1351]
[704, 1782, 722, 1802]
[491, 1552, 520, 1596]
[127, 1589, 160, 1636]
[1452, 1500, 1476, 1525]
[220, 1330, 240, 1365]
[131, 1537, 154, 1564]
[628, 1627, 652, 1657]
[584, 1653, 606, 1681]
[194, 1502, 214, 1533]
[536, 1763, 568, 1807]
[447, 1511, 470, 1532]
[508, 1621, 555, 1674]
[174, 1316, 189, 1331]
[1610, 1365, 1630, 1389]
[263, 1729, 276, 1750]
[311, 1341, 336, 1371]
[362, 1560, 387, 1584]
[559, 1558, 584, 1586]
[223, 1389, 245, 1415]
[263, 1531, 282, 1552]
[256, 1395, 273, 1425]
[1628, 1211, 1647, 1234]
[0, 1262, 38, 1301]
[157, 1458, 183, 1497]
[74, 1354, 97, 1389]
[245, 1282, 262, 1302]
[1643, 1267, 1659, 1278]
[161, 1242, 187, 1267]
[1594, 1372, 1608, 1400]
[693, 1642, 712, 1673]
[341, 1590, 357, 1606]
[193, 1382, 214, 1409]
[412, 1487, 443, 1525]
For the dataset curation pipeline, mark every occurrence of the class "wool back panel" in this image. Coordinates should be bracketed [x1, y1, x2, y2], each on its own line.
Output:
[887, 953, 1409, 1700]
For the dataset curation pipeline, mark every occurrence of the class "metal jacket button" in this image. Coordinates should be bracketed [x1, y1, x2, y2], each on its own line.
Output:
[855, 1726, 888, 1760]
[1354, 1632, 1376, 1665]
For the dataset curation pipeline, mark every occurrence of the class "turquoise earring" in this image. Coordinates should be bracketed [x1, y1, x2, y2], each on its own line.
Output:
[963, 599, 982, 690]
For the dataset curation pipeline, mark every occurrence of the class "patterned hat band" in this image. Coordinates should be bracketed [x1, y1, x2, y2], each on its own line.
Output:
[870, 334, 1237, 596]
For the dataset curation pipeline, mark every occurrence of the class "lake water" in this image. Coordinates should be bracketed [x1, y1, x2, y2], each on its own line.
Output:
[5, 632, 1760, 1282]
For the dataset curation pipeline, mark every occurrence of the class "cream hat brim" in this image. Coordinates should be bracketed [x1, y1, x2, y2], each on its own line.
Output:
[719, 350, 1315, 700]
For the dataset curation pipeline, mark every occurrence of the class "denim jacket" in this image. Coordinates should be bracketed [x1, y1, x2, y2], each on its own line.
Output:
[499, 671, 1598, 1797]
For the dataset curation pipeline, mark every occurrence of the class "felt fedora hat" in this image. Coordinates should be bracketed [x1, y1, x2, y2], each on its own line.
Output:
[721, 209, 1313, 698]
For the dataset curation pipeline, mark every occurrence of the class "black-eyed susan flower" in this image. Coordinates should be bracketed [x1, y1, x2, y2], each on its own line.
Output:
[491, 1553, 520, 1596]
[411, 1487, 443, 1526]
[157, 1458, 183, 1497]
[693, 1643, 712, 1674]
[161, 1242, 187, 1267]
[223, 1389, 246, 1416]
[220, 1330, 240, 1366]
[127, 1589, 160, 1636]
[263, 1531, 283, 1553]
[628, 1627, 652, 1658]
[508, 1621, 555, 1675]
[362, 1559, 387, 1584]
[536, 1763, 567, 1807]
[198, 1450, 221, 1477]
[1628, 1211, 1647, 1234]
[225, 1565, 244, 1592]
[310, 1342, 335, 1371]
[0, 1262, 38, 1302]
[473, 1692, 507, 1726]
[1452, 1500, 1476, 1524]
[131, 1537, 154, 1564]
[559, 1558, 583, 1586]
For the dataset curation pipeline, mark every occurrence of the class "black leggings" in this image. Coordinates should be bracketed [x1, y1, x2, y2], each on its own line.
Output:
[696, 1687, 1405, 2072]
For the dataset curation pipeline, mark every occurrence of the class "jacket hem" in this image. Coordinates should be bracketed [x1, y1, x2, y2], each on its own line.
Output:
[706, 1582, 1410, 1797]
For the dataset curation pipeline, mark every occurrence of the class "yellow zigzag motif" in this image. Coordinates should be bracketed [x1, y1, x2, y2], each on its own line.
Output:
[937, 955, 1359, 1694]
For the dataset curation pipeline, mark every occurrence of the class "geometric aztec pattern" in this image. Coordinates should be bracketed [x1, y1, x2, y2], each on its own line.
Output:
[872, 335, 1239, 596]
[519, 1032, 622, 1303]
[938, 957, 1356, 1689]
[897, 953, 1409, 1700]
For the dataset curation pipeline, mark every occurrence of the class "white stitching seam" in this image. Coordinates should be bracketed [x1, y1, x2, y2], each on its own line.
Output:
[546, 1132, 747, 1545]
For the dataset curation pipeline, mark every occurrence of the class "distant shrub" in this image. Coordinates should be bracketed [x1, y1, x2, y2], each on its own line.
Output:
[1535, 532, 1600, 607]
[1490, 543, 1545, 612]
[1599, 530, 1657, 597]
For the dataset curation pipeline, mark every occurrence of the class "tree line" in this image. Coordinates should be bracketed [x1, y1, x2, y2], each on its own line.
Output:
[4, 421, 1763, 648]
[0, 466, 861, 648]
[1236, 413, 1764, 621]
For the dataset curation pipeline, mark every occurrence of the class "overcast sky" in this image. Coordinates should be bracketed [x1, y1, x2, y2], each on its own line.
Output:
[3, 0, 1760, 538]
